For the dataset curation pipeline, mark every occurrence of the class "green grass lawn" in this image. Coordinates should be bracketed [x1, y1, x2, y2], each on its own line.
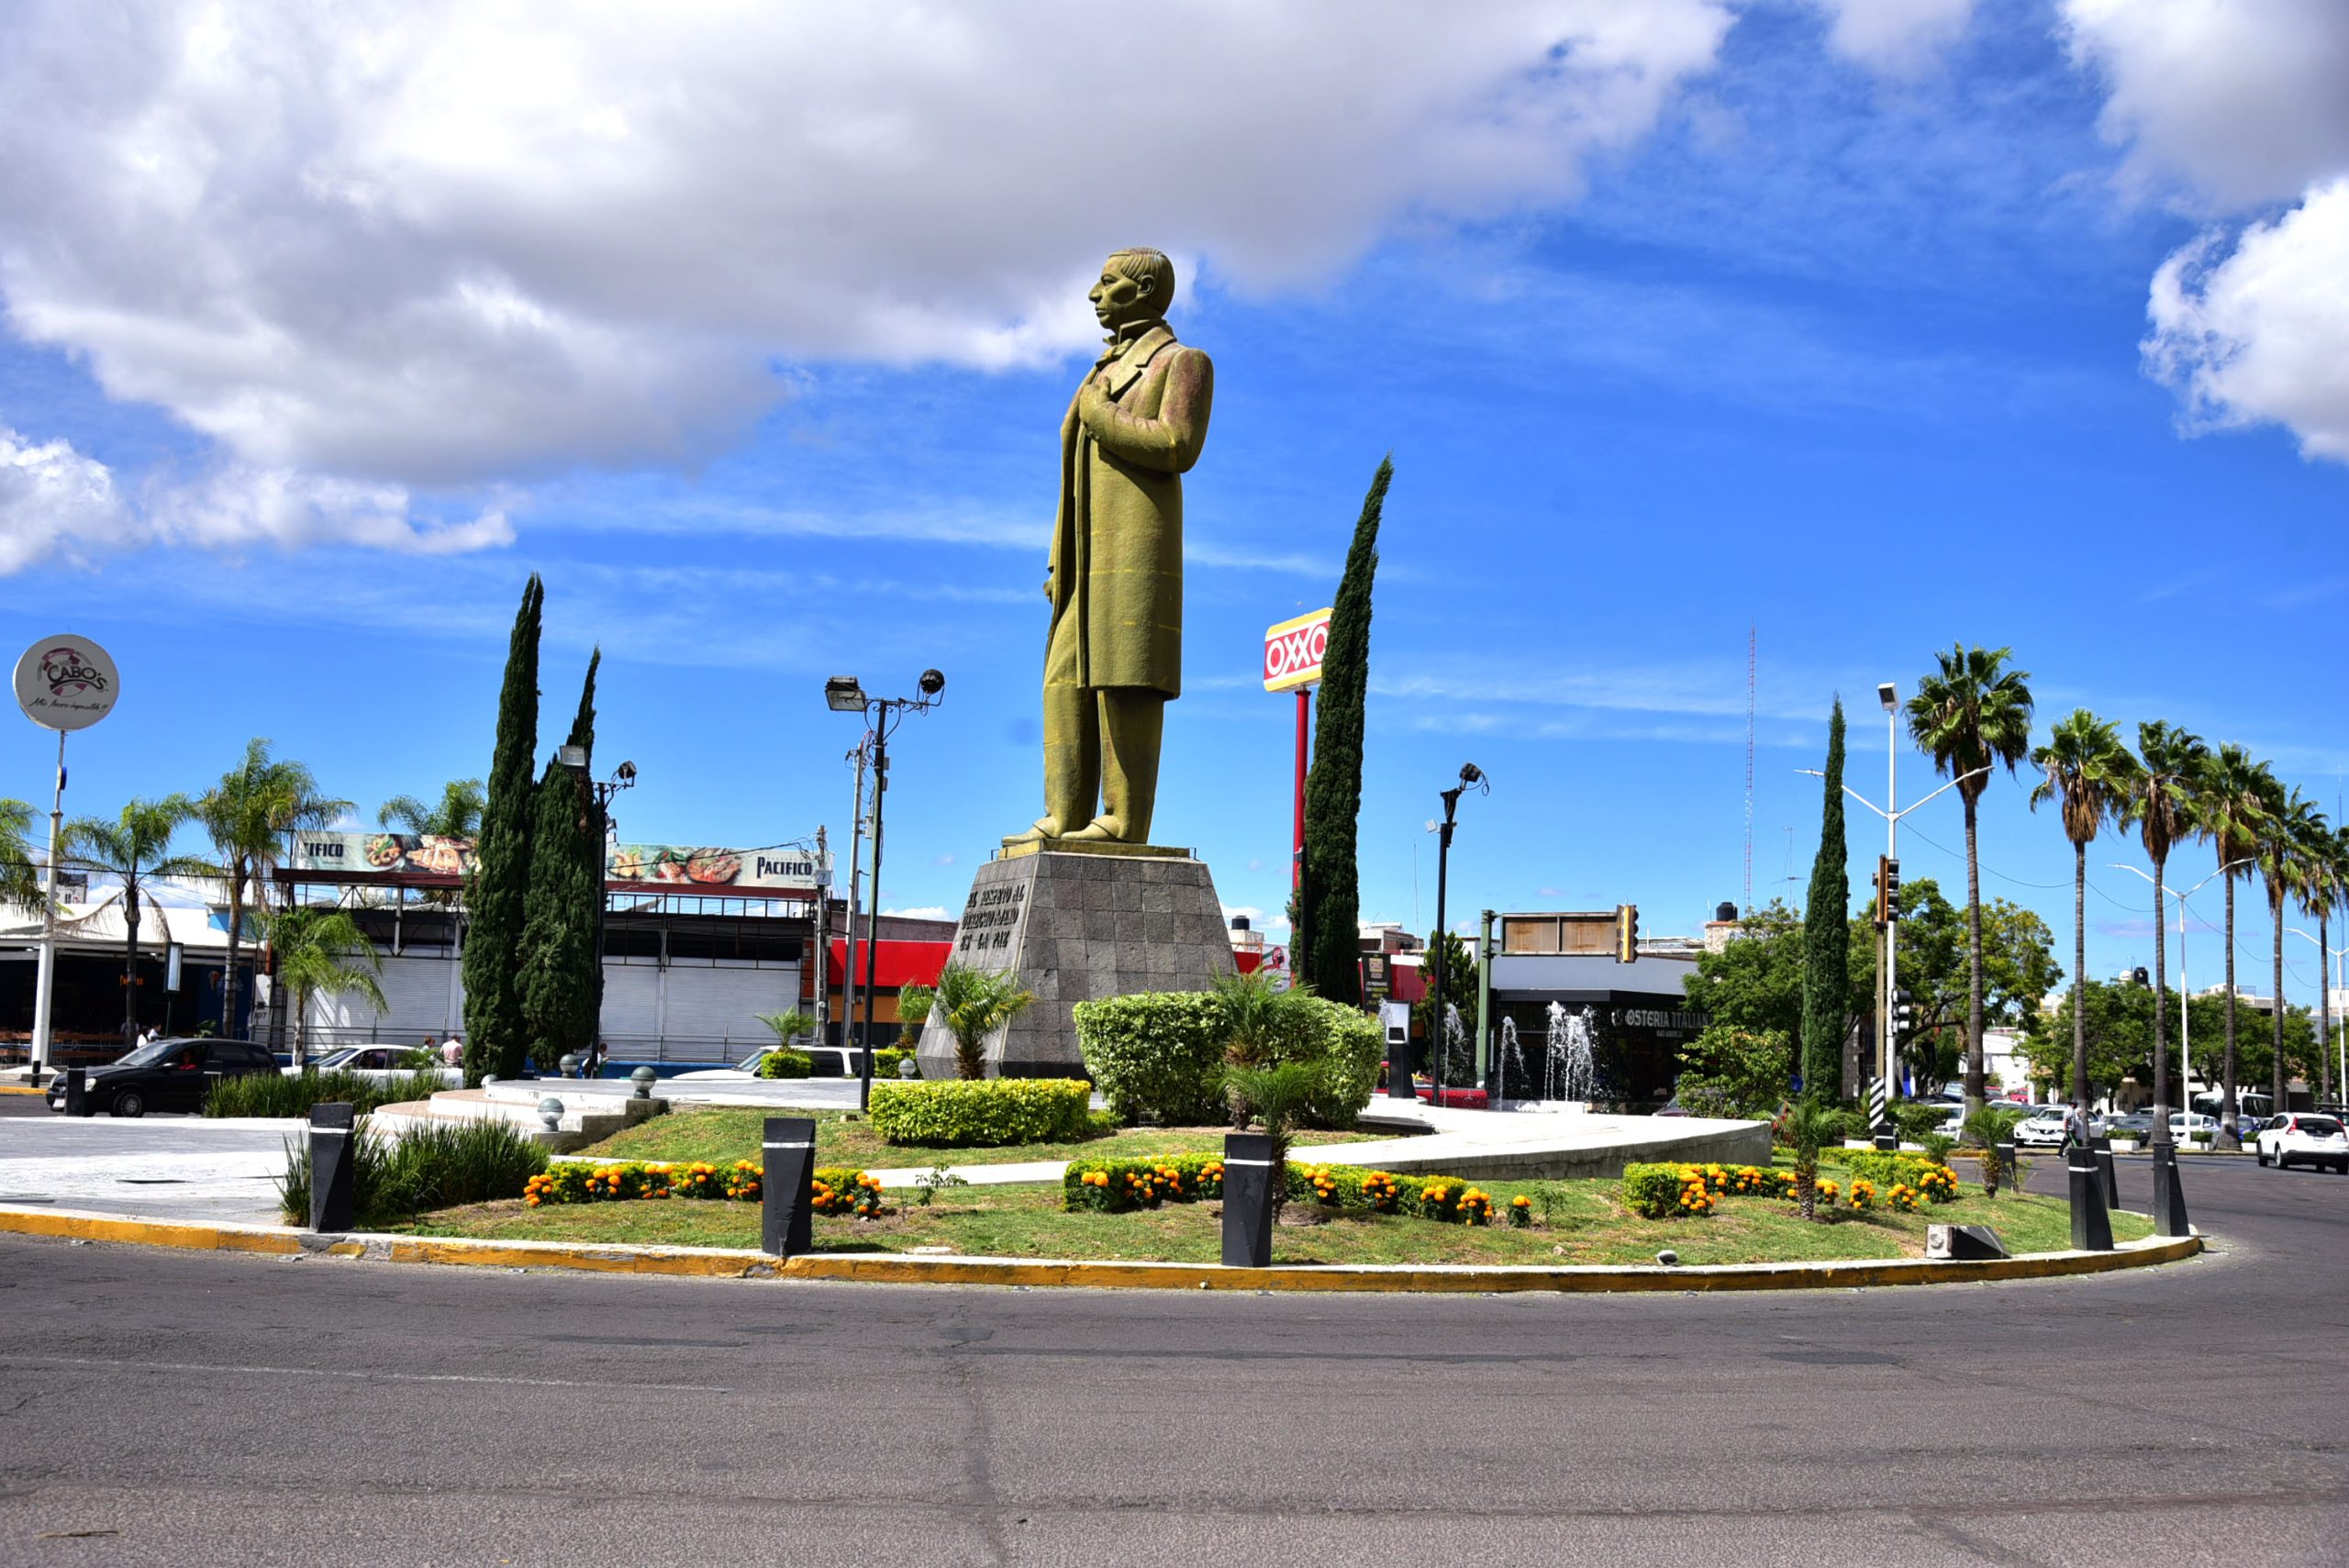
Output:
[409, 1168, 2151, 1268]
[574, 1106, 1385, 1172]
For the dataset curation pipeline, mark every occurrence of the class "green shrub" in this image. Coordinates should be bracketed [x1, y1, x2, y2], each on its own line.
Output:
[870, 1047, 914, 1080]
[1891, 1104, 1948, 1144]
[1828, 1109, 1870, 1142]
[209, 1068, 444, 1119]
[1074, 990, 1381, 1128]
[277, 1115, 546, 1228]
[1074, 993, 1228, 1123]
[869, 1078, 1093, 1147]
[756, 1049, 814, 1080]
[1919, 1131, 1956, 1162]
[1620, 1162, 1690, 1219]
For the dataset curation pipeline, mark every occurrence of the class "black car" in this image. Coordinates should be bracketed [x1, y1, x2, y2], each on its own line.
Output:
[48, 1037, 277, 1118]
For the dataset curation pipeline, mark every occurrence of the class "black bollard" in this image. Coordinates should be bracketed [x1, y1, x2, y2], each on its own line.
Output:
[308, 1102, 358, 1232]
[2067, 1146, 2112, 1252]
[62, 1066, 87, 1118]
[1996, 1140, 2019, 1193]
[1221, 1132, 1277, 1269]
[761, 1116, 817, 1258]
[2149, 1141, 2192, 1237]
[2091, 1135, 2120, 1212]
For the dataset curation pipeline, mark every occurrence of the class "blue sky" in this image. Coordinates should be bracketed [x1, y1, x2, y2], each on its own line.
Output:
[4, 1, 2346, 1005]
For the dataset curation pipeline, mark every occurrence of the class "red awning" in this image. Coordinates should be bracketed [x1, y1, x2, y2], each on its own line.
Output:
[826, 940, 952, 991]
[1387, 961, 1426, 1002]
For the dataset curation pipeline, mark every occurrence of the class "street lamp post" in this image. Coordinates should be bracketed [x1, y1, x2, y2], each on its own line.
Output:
[2285, 927, 2347, 1104]
[828, 671, 945, 1111]
[2111, 860, 2248, 1137]
[1798, 724, 1986, 1124]
[557, 748, 634, 1067]
[1422, 763, 1485, 1103]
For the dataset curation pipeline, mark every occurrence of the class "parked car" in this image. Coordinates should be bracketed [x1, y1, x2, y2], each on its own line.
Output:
[2105, 1111, 2157, 1141]
[2168, 1111, 2221, 1142]
[294, 1045, 460, 1087]
[2013, 1109, 2082, 1148]
[47, 1036, 278, 1118]
[2255, 1113, 2348, 1173]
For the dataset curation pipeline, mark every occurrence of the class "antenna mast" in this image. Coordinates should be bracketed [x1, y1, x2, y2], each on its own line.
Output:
[1743, 625, 1755, 915]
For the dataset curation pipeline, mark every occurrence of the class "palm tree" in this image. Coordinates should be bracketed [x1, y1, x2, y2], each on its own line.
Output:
[376, 780, 486, 839]
[1212, 968, 1314, 1126]
[198, 740, 350, 1041]
[1782, 1099, 1838, 1221]
[2256, 784, 2326, 1118]
[262, 906, 387, 1066]
[61, 795, 209, 1042]
[1905, 644, 2035, 1129]
[2313, 828, 2349, 1105]
[2121, 723, 2210, 1136]
[932, 962, 1036, 1080]
[2191, 744, 2270, 1149]
[1, 797, 45, 909]
[2030, 710, 2140, 1113]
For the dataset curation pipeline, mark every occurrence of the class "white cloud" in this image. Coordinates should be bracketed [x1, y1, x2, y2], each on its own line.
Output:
[881, 906, 950, 921]
[2061, 0, 2349, 208]
[0, 0, 1733, 493]
[2060, 2, 2349, 463]
[0, 423, 513, 573]
[2144, 181, 2349, 463]
[1807, 0, 1975, 78]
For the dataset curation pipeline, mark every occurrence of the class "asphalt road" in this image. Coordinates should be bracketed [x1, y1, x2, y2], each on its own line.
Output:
[0, 1158, 2341, 1567]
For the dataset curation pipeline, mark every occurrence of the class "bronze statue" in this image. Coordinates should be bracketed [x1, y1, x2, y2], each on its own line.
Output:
[1010, 249, 1213, 846]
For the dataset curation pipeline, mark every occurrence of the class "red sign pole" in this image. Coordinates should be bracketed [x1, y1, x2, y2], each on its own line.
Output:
[1292, 685, 1311, 890]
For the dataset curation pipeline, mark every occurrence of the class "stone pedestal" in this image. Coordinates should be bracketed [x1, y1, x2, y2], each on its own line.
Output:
[915, 843, 1236, 1080]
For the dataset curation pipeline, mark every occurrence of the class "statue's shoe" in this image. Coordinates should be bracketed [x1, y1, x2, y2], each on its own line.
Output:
[1060, 818, 1127, 842]
[1002, 818, 1063, 847]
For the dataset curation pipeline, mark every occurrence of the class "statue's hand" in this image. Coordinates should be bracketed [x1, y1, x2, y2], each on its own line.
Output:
[1076, 373, 1115, 433]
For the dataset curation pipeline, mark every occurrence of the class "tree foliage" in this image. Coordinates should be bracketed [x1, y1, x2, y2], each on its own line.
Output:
[198, 739, 347, 1040]
[1410, 929, 1480, 1080]
[1298, 457, 1389, 1006]
[1675, 1024, 1792, 1119]
[62, 795, 208, 1041]
[518, 651, 603, 1073]
[1799, 699, 1850, 1101]
[262, 905, 387, 1066]
[463, 574, 543, 1083]
[378, 779, 487, 839]
[0, 797, 46, 910]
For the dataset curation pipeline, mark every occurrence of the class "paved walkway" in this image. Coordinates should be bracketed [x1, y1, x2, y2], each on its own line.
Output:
[0, 1115, 291, 1225]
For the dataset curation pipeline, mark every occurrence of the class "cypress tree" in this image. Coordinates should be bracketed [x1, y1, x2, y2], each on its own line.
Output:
[463, 575, 542, 1082]
[1799, 697, 1851, 1102]
[1299, 457, 1390, 1006]
[519, 651, 601, 1073]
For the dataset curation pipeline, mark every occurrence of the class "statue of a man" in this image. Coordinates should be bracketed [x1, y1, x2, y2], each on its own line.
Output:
[1011, 248, 1213, 846]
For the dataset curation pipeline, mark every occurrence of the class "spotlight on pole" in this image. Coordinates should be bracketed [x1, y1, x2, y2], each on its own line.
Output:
[826, 676, 868, 713]
[1877, 682, 1898, 714]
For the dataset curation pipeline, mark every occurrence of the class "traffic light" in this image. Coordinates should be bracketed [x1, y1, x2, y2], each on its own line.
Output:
[2132, 966, 2150, 986]
[1614, 903, 1639, 963]
[1882, 857, 1901, 918]
[1892, 987, 1915, 1038]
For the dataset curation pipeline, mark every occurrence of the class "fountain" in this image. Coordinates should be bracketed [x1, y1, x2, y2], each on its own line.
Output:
[1545, 1001, 1599, 1108]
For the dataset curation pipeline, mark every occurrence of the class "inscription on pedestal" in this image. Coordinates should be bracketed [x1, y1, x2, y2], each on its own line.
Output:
[954, 881, 1029, 958]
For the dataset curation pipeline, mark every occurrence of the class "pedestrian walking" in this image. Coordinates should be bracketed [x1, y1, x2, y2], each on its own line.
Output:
[2062, 1101, 2089, 1151]
[441, 1033, 463, 1067]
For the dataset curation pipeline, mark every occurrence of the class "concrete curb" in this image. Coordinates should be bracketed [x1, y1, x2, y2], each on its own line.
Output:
[0, 1202, 2203, 1294]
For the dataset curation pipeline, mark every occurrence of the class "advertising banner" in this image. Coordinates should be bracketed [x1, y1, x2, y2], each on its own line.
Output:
[288, 832, 830, 891]
[1262, 607, 1332, 693]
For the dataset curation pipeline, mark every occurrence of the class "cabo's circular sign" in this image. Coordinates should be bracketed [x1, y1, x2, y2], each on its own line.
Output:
[15, 635, 120, 732]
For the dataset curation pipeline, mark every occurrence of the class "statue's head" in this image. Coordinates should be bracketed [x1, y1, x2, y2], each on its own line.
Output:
[1089, 249, 1174, 333]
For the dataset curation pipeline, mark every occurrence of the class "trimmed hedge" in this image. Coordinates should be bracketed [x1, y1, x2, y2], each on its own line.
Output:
[756, 1049, 814, 1080]
[868, 1078, 1093, 1147]
[1072, 990, 1384, 1128]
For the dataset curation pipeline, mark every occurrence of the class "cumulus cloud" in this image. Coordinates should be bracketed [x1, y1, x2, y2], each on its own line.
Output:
[2061, 1, 2349, 464]
[0, 423, 512, 572]
[2061, 0, 2349, 208]
[0, 0, 1733, 491]
[2144, 181, 2349, 463]
[1807, 0, 1976, 77]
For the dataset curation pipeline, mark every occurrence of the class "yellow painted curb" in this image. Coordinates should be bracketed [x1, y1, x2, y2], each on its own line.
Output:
[0, 1084, 50, 1096]
[0, 1202, 2202, 1293]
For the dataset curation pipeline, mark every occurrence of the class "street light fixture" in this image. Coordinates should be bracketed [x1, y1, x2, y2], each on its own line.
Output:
[2110, 859, 2248, 1136]
[555, 751, 636, 1068]
[2285, 926, 2347, 1104]
[828, 670, 946, 1110]
[1418, 762, 1486, 1106]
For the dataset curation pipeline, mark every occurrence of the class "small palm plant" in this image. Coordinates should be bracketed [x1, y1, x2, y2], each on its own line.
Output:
[263, 906, 388, 1067]
[896, 983, 936, 1046]
[933, 962, 1036, 1080]
[1223, 1059, 1324, 1219]
[1782, 1099, 1838, 1223]
[1964, 1106, 2023, 1196]
[1212, 969, 1313, 1127]
[755, 1008, 818, 1073]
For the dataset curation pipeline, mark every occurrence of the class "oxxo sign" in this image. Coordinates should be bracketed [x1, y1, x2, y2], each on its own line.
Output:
[1262, 607, 1333, 693]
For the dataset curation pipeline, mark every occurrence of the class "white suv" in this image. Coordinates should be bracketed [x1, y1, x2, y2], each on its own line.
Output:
[2254, 1113, 2349, 1173]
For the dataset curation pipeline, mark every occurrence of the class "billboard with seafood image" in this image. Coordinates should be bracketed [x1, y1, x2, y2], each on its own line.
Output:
[288, 833, 827, 891]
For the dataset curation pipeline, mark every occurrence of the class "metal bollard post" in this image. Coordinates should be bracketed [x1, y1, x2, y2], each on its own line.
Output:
[1220, 1132, 1276, 1269]
[761, 1116, 817, 1259]
[309, 1102, 358, 1232]
[1996, 1140, 2018, 1193]
[2149, 1140, 2191, 1237]
[2091, 1135, 2120, 1212]
[2066, 1145, 2112, 1252]
[63, 1067, 87, 1118]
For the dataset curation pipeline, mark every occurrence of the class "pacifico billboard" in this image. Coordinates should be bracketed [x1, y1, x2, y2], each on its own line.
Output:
[1262, 607, 1332, 693]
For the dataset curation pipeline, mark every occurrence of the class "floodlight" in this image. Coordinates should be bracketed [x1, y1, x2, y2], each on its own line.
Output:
[825, 676, 868, 713]
[1877, 682, 1898, 713]
[918, 668, 946, 696]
